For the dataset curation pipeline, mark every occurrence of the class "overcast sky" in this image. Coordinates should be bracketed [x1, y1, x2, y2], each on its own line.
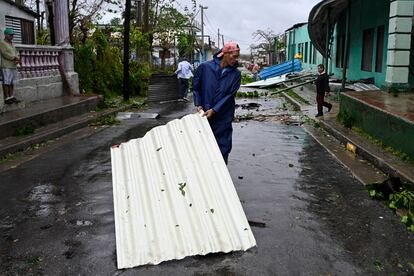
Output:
[103, 0, 322, 54]
[174, 0, 322, 53]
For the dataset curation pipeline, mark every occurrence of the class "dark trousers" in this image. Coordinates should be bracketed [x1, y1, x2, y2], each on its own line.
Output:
[178, 78, 189, 98]
[316, 92, 332, 115]
[210, 121, 233, 164]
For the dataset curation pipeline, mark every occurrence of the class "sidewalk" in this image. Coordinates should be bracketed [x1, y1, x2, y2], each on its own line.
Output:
[283, 84, 414, 185]
[0, 95, 134, 159]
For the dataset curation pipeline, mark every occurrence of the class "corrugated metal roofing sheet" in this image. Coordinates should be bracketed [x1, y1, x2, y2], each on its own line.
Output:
[346, 83, 380, 92]
[241, 74, 287, 88]
[111, 113, 256, 269]
[148, 74, 179, 102]
[259, 59, 302, 80]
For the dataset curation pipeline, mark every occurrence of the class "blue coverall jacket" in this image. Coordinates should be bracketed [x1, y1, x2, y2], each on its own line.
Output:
[193, 54, 241, 163]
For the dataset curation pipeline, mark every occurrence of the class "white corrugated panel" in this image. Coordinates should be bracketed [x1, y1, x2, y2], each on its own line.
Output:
[241, 74, 287, 88]
[111, 113, 256, 269]
[346, 83, 380, 91]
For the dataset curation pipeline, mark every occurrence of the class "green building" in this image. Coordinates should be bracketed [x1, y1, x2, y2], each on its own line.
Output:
[285, 23, 324, 72]
[286, 0, 414, 159]
[286, 0, 414, 91]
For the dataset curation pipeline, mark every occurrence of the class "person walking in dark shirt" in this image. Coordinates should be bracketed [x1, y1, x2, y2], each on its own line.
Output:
[315, 64, 332, 117]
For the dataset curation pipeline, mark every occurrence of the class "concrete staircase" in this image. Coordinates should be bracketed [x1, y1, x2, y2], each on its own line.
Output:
[0, 95, 105, 158]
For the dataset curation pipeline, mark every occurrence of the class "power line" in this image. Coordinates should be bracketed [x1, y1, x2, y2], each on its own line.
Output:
[203, 13, 252, 45]
[221, 33, 252, 44]
[174, 0, 189, 14]
[174, 0, 199, 21]
[203, 14, 218, 37]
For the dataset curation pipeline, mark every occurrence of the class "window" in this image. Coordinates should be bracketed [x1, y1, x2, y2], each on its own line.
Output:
[336, 35, 344, 68]
[5, 16, 35, 45]
[304, 42, 308, 63]
[375, 25, 385, 73]
[361, 28, 374, 71]
[298, 43, 304, 56]
[309, 43, 313, 64]
[21, 19, 35, 44]
[313, 46, 317, 64]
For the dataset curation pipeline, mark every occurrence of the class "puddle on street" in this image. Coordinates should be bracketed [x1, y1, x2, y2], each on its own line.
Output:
[25, 183, 63, 217]
[234, 95, 302, 125]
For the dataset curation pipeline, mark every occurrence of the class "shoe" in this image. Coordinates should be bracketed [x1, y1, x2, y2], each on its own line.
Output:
[182, 97, 189, 102]
[315, 113, 323, 117]
[4, 98, 13, 105]
[327, 104, 332, 112]
[10, 97, 21, 104]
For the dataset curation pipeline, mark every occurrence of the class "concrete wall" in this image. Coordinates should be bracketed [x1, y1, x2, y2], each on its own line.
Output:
[0, 73, 79, 113]
[385, 0, 414, 91]
[0, 1, 36, 40]
[339, 92, 414, 159]
[331, 0, 390, 88]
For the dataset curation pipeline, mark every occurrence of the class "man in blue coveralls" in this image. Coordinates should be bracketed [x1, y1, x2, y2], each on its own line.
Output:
[193, 42, 241, 164]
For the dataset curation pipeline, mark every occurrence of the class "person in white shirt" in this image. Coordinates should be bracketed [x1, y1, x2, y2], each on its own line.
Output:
[175, 57, 194, 101]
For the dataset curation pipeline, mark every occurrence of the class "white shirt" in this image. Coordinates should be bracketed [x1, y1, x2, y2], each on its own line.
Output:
[175, 60, 194, 79]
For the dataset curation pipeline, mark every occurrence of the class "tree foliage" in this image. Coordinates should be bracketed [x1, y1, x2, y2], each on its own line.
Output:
[251, 28, 277, 64]
[69, 0, 122, 43]
[23, 0, 200, 94]
[75, 28, 122, 97]
[74, 28, 151, 97]
[177, 34, 195, 59]
[153, 6, 189, 68]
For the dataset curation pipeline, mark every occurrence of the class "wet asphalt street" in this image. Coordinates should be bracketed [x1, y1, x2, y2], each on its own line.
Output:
[0, 97, 413, 275]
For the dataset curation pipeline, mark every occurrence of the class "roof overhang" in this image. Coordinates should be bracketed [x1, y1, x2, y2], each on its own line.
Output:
[285, 22, 307, 33]
[308, 0, 349, 57]
[2, 0, 40, 17]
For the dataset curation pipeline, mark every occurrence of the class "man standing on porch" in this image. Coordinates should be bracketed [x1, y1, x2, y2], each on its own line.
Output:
[0, 28, 20, 104]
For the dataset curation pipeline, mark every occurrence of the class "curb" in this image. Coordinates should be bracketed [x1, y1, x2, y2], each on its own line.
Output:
[285, 90, 414, 184]
[0, 96, 101, 140]
[0, 105, 132, 159]
[280, 92, 303, 109]
[318, 119, 414, 184]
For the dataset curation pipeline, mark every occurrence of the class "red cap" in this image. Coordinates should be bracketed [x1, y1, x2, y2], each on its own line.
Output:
[217, 42, 239, 57]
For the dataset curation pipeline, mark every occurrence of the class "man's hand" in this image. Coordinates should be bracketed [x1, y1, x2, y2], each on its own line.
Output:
[203, 109, 215, 119]
[325, 92, 330, 97]
[196, 106, 203, 113]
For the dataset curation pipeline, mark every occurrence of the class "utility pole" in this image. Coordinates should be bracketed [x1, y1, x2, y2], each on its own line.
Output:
[136, 0, 142, 27]
[143, 0, 150, 63]
[222, 35, 224, 47]
[200, 5, 208, 62]
[135, 0, 142, 62]
[36, 0, 40, 32]
[217, 28, 220, 49]
[143, 0, 149, 33]
[123, 0, 131, 101]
